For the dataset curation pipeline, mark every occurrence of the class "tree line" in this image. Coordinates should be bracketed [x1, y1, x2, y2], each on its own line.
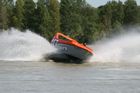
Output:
[0, 0, 140, 43]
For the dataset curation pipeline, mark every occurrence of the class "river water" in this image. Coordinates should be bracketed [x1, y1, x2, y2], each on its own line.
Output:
[0, 61, 140, 93]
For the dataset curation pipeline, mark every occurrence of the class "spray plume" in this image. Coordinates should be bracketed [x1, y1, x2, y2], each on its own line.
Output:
[0, 28, 56, 61]
[89, 27, 140, 63]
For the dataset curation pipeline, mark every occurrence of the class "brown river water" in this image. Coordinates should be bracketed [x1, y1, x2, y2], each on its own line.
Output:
[0, 61, 140, 93]
[0, 28, 140, 93]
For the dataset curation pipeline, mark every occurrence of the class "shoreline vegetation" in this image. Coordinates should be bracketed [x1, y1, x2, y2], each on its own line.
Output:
[0, 0, 140, 44]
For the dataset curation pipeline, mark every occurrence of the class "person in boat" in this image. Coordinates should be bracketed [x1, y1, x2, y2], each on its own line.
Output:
[83, 43, 87, 46]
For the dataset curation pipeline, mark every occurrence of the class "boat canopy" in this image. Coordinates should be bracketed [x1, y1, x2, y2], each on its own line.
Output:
[52, 32, 93, 54]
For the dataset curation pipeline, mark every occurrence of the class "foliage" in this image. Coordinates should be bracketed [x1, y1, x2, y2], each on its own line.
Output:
[0, 0, 140, 43]
[47, 0, 60, 39]
[124, 0, 139, 25]
[0, 0, 14, 30]
[23, 0, 36, 31]
[35, 0, 50, 39]
[12, 0, 24, 29]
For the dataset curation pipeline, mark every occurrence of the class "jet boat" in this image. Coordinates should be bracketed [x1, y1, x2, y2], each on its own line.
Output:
[49, 32, 93, 62]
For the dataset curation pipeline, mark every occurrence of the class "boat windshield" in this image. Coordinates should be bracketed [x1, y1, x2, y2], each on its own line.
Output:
[59, 35, 70, 41]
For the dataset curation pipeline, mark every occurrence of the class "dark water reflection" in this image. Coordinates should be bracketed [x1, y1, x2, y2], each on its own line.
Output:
[0, 61, 140, 93]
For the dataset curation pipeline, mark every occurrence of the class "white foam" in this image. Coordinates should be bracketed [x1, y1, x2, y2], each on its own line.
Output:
[0, 28, 56, 61]
[89, 27, 140, 63]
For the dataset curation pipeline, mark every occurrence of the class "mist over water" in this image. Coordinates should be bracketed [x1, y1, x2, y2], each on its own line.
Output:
[0, 28, 56, 61]
[89, 27, 140, 63]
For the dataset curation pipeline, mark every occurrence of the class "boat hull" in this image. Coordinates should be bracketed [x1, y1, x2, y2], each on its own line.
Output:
[48, 32, 93, 62]
[49, 43, 92, 61]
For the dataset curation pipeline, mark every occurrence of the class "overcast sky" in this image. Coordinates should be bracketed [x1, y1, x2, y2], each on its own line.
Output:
[33, 0, 140, 7]
[86, 0, 140, 7]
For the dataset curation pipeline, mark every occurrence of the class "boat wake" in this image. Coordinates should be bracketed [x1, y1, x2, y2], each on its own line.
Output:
[89, 27, 140, 63]
[0, 28, 56, 61]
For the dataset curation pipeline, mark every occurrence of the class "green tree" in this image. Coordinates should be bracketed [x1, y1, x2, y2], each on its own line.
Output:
[98, 3, 112, 37]
[124, 0, 138, 25]
[60, 0, 83, 37]
[137, 6, 140, 24]
[12, 0, 24, 29]
[111, 1, 124, 25]
[48, 0, 60, 37]
[36, 0, 51, 39]
[109, 1, 124, 34]
[60, 0, 73, 34]
[0, 0, 14, 30]
[98, 1, 125, 37]
[23, 0, 36, 30]
[60, 0, 98, 43]
[0, 7, 8, 30]
[81, 6, 98, 43]
[6, 0, 14, 28]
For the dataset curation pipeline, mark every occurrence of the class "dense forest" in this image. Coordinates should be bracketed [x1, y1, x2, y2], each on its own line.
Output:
[0, 0, 140, 43]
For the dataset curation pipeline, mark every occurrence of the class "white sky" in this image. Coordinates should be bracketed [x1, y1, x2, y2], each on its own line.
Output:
[86, 0, 140, 7]
[33, 0, 140, 7]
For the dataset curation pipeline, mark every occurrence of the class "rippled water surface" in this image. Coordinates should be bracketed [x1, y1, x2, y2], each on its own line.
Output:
[0, 61, 140, 93]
